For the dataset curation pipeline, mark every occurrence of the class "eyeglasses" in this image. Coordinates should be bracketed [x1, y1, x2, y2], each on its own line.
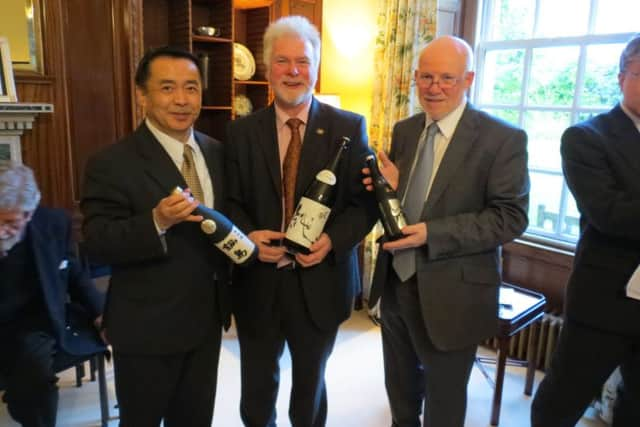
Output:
[416, 73, 461, 89]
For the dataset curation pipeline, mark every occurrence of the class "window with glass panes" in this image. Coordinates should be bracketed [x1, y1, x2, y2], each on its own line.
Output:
[472, 0, 638, 245]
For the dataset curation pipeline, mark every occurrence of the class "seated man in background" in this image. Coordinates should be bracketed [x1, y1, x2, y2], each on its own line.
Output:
[0, 160, 105, 427]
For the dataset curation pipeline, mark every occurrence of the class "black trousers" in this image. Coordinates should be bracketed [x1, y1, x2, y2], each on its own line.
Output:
[531, 319, 640, 427]
[112, 326, 222, 427]
[236, 269, 338, 427]
[380, 273, 476, 427]
[0, 316, 59, 427]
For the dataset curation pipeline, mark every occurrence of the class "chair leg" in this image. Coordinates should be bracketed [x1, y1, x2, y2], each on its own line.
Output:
[75, 363, 85, 387]
[525, 321, 540, 396]
[491, 337, 509, 426]
[90, 356, 97, 382]
[97, 354, 109, 427]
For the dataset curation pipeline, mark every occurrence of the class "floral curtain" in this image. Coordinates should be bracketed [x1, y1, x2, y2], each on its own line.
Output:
[362, 0, 437, 307]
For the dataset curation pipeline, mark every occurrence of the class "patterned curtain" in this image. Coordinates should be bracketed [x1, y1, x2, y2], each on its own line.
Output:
[362, 0, 437, 307]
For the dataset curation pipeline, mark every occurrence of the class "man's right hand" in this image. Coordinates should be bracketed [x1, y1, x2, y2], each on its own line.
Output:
[248, 229, 287, 263]
[152, 190, 202, 231]
[362, 150, 399, 191]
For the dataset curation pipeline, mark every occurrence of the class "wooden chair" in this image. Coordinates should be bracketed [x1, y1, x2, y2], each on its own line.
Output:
[475, 283, 546, 426]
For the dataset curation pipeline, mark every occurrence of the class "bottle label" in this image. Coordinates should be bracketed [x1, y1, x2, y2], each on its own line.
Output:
[214, 226, 256, 264]
[285, 197, 331, 248]
[315, 170, 336, 185]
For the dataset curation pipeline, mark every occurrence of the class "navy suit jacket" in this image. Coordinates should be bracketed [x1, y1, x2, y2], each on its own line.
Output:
[27, 207, 105, 356]
[226, 98, 377, 334]
[81, 123, 231, 354]
[561, 104, 640, 337]
[370, 104, 530, 351]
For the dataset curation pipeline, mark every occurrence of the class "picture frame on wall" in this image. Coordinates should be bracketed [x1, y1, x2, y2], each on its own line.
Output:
[0, 36, 18, 103]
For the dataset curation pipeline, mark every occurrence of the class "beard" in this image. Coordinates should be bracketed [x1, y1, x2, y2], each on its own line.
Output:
[0, 232, 24, 253]
[273, 84, 313, 109]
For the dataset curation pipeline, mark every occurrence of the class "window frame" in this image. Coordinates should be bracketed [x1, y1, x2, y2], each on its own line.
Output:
[471, 0, 636, 247]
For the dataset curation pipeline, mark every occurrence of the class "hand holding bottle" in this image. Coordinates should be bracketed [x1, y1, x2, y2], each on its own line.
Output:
[248, 229, 287, 263]
[295, 232, 333, 267]
[152, 188, 202, 231]
[362, 150, 399, 191]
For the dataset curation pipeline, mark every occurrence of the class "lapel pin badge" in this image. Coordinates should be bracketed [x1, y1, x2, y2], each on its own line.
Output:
[316, 128, 325, 135]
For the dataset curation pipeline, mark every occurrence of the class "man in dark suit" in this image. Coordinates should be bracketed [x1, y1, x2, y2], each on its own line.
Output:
[81, 46, 230, 427]
[363, 36, 529, 427]
[0, 161, 105, 427]
[531, 35, 640, 427]
[226, 15, 377, 427]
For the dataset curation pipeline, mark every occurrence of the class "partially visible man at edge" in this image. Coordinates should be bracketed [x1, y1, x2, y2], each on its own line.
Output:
[0, 160, 105, 427]
[363, 36, 530, 427]
[81, 46, 230, 427]
[531, 34, 640, 427]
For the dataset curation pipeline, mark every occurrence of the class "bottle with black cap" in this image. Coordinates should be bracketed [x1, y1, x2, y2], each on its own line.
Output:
[283, 136, 350, 255]
[365, 152, 407, 240]
[172, 186, 257, 265]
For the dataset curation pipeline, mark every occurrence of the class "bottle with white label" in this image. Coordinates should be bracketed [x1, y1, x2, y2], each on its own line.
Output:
[283, 136, 350, 255]
[172, 186, 258, 266]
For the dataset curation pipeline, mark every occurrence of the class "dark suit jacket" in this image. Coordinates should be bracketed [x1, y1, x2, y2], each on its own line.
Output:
[81, 123, 230, 354]
[371, 104, 530, 351]
[26, 207, 105, 356]
[226, 98, 377, 334]
[561, 104, 640, 337]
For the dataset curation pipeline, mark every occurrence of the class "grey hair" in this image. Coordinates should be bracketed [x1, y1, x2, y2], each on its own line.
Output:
[263, 15, 321, 72]
[0, 160, 41, 211]
[620, 34, 640, 72]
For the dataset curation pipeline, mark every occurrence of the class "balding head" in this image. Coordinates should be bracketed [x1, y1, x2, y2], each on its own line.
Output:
[415, 36, 475, 120]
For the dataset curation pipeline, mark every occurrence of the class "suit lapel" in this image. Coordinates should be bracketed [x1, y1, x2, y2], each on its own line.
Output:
[397, 114, 426, 201]
[297, 98, 332, 198]
[256, 105, 283, 198]
[134, 123, 187, 196]
[423, 105, 477, 214]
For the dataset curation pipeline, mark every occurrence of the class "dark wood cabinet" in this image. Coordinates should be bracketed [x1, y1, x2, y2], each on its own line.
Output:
[140, 0, 322, 140]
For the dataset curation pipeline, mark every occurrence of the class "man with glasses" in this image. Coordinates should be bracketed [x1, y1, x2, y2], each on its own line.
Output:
[531, 34, 640, 427]
[363, 36, 530, 427]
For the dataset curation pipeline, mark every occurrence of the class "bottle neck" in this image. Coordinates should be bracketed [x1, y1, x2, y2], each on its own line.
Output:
[325, 138, 349, 172]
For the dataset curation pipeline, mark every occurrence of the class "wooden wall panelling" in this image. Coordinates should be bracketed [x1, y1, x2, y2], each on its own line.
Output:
[62, 0, 136, 205]
[15, 0, 72, 209]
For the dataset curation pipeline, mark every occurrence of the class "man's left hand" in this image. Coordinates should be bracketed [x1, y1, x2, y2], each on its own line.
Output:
[296, 233, 332, 267]
[382, 222, 428, 251]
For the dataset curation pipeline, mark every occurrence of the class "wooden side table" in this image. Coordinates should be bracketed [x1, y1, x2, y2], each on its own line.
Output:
[475, 283, 547, 426]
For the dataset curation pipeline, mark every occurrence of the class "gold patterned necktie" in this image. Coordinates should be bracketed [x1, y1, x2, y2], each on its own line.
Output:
[181, 144, 204, 202]
[283, 118, 303, 225]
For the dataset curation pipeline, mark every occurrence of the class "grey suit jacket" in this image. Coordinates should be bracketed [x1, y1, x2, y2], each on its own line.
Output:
[371, 103, 530, 351]
[561, 104, 640, 337]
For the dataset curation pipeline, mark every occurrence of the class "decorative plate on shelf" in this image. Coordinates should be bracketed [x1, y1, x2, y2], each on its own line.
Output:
[234, 43, 256, 81]
[233, 94, 253, 117]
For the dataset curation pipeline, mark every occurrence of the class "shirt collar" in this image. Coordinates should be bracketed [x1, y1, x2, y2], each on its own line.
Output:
[145, 118, 197, 159]
[620, 102, 640, 132]
[425, 98, 467, 139]
[274, 98, 312, 131]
